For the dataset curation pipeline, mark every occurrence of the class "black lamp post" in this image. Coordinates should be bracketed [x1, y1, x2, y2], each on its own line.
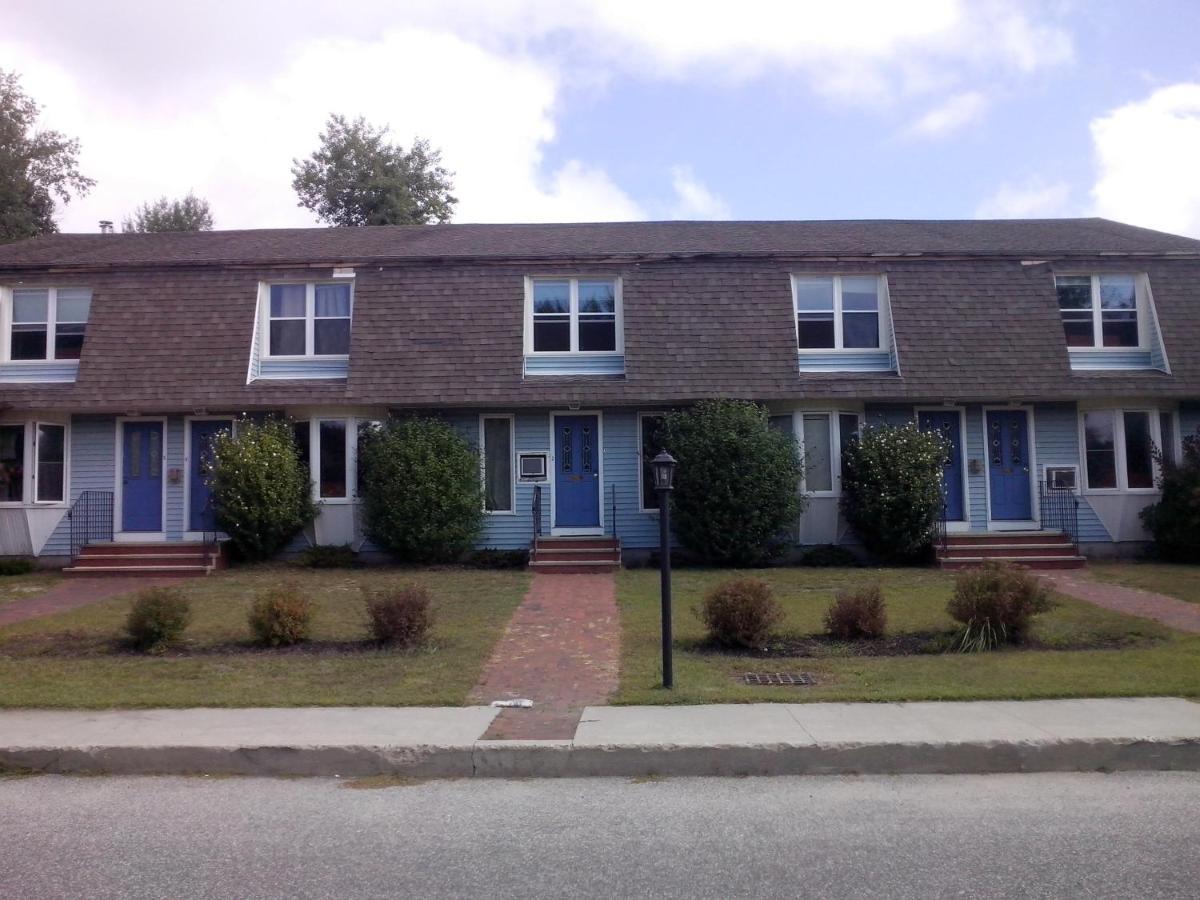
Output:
[651, 450, 678, 689]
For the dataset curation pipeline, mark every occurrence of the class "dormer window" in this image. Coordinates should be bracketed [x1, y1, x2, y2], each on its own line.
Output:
[6, 287, 91, 361]
[266, 282, 351, 358]
[525, 277, 622, 354]
[1055, 274, 1139, 348]
[793, 276, 882, 350]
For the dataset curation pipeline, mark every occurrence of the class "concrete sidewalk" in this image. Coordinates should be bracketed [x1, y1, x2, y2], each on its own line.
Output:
[1, 698, 1198, 778]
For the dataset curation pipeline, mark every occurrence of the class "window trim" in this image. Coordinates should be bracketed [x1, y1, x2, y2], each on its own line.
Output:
[1, 286, 91, 365]
[524, 276, 624, 356]
[793, 409, 864, 497]
[1078, 407, 1161, 495]
[263, 281, 353, 360]
[0, 419, 70, 509]
[480, 414, 516, 515]
[1054, 273, 1148, 352]
[791, 274, 886, 353]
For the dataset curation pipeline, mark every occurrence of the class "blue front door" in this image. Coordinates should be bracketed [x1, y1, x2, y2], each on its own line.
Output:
[122, 421, 164, 532]
[918, 410, 964, 522]
[189, 420, 232, 532]
[986, 410, 1032, 521]
[554, 415, 601, 528]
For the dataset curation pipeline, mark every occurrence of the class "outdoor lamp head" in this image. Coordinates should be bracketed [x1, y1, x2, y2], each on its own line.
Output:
[651, 450, 677, 491]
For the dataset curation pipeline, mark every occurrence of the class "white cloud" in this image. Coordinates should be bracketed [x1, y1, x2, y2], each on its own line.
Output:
[1089, 83, 1200, 237]
[976, 179, 1072, 218]
[902, 91, 988, 139]
[668, 167, 731, 220]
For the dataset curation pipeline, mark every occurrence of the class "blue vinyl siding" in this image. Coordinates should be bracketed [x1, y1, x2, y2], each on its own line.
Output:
[1032, 403, 1110, 542]
[524, 355, 625, 377]
[257, 358, 349, 380]
[962, 406, 988, 530]
[798, 350, 893, 372]
[0, 361, 80, 383]
[1068, 348, 1154, 370]
[41, 416, 117, 556]
[1148, 305, 1169, 372]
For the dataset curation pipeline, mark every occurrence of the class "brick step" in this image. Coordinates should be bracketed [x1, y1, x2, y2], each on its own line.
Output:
[62, 565, 212, 578]
[80, 542, 222, 556]
[533, 546, 621, 558]
[528, 559, 620, 575]
[938, 555, 1086, 571]
[533, 537, 619, 550]
[944, 532, 1072, 546]
[939, 544, 1080, 559]
[70, 553, 214, 567]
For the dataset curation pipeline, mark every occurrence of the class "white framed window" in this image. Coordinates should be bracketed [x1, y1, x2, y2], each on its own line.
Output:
[292, 416, 375, 504]
[4, 287, 91, 362]
[792, 275, 883, 351]
[481, 415, 515, 513]
[266, 282, 352, 358]
[1055, 274, 1143, 349]
[795, 411, 863, 495]
[1080, 408, 1159, 493]
[0, 420, 68, 505]
[525, 277, 623, 355]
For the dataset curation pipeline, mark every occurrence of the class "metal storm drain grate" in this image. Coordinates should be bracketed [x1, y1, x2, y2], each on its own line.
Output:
[742, 672, 815, 686]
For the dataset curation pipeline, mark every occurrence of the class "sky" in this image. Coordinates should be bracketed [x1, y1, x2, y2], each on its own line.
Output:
[4, 0, 1200, 236]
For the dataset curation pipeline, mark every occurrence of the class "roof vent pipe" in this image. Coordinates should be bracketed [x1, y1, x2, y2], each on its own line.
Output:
[99, 220, 114, 234]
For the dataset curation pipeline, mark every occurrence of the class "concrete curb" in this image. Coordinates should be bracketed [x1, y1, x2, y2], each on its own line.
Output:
[4, 737, 1200, 778]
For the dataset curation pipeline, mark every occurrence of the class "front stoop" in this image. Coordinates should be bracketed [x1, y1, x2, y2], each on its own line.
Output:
[937, 531, 1086, 570]
[529, 536, 620, 574]
[63, 541, 229, 578]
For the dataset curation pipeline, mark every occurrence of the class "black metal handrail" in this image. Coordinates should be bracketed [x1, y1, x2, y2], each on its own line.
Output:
[531, 484, 543, 541]
[610, 483, 618, 543]
[936, 500, 949, 554]
[1039, 483, 1080, 546]
[68, 490, 114, 562]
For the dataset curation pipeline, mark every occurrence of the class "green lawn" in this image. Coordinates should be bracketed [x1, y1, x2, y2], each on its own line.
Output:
[0, 571, 61, 608]
[616, 567, 1200, 704]
[1091, 562, 1200, 605]
[0, 565, 527, 708]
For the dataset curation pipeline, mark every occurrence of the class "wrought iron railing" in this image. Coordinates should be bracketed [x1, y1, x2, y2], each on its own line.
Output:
[531, 484, 543, 541]
[609, 483, 618, 543]
[1039, 483, 1080, 546]
[201, 497, 219, 557]
[68, 490, 113, 562]
[936, 500, 949, 554]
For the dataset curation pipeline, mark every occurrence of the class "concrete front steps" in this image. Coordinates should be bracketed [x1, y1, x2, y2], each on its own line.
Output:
[937, 531, 1086, 570]
[63, 541, 228, 578]
[529, 536, 620, 575]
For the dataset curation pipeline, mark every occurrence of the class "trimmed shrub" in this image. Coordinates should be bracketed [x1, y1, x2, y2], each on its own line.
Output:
[659, 400, 804, 566]
[841, 422, 947, 564]
[296, 544, 357, 569]
[358, 417, 484, 564]
[248, 584, 313, 646]
[209, 418, 317, 561]
[126, 587, 191, 652]
[697, 577, 784, 648]
[364, 585, 433, 646]
[800, 544, 860, 568]
[0, 558, 36, 576]
[947, 562, 1053, 652]
[1140, 429, 1200, 562]
[824, 585, 887, 640]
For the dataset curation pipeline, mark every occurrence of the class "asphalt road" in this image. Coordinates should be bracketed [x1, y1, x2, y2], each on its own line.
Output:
[2, 772, 1198, 899]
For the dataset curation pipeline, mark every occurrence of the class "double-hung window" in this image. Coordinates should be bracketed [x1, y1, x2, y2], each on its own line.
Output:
[795, 411, 862, 494]
[267, 282, 352, 357]
[8, 288, 91, 361]
[528, 278, 621, 354]
[481, 415, 515, 513]
[793, 276, 881, 350]
[1082, 409, 1158, 491]
[0, 421, 67, 504]
[1055, 275, 1140, 348]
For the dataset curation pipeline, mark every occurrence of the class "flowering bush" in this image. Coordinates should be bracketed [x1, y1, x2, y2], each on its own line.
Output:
[209, 418, 317, 561]
[1140, 428, 1200, 562]
[358, 417, 484, 563]
[659, 400, 804, 566]
[840, 422, 947, 564]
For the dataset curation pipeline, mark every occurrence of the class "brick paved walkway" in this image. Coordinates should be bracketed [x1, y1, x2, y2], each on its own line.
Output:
[0, 577, 182, 627]
[1042, 571, 1200, 634]
[471, 572, 620, 740]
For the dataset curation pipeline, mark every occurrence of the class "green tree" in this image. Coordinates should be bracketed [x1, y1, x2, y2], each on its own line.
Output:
[0, 70, 95, 243]
[209, 419, 317, 561]
[358, 417, 483, 563]
[840, 422, 947, 564]
[291, 114, 456, 226]
[122, 192, 214, 232]
[659, 400, 805, 566]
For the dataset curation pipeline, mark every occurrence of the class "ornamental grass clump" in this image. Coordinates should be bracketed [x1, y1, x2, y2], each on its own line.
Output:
[697, 576, 784, 648]
[248, 584, 314, 647]
[947, 562, 1053, 652]
[125, 587, 192, 652]
[363, 585, 433, 647]
[824, 585, 887, 640]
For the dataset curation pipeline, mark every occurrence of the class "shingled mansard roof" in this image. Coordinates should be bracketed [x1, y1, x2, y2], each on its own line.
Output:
[0, 218, 1197, 413]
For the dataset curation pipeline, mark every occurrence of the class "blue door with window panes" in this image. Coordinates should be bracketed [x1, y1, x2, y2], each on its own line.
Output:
[122, 421, 164, 532]
[554, 415, 600, 528]
[189, 420, 232, 532]
[986, 411, 1031, 521]
[918, 411, 965, 522]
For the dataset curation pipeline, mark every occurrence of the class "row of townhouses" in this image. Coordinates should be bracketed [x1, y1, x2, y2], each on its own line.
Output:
[0, 218, 1196, 567]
